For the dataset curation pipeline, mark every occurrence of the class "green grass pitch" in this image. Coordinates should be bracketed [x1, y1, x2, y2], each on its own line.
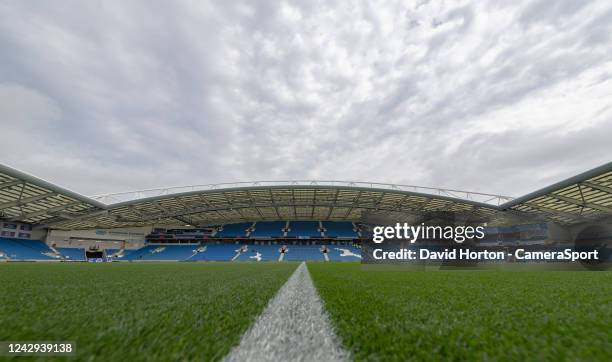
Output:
[308, 263, 612, 361]
[0, 262, 297, 361]
[1, 262, 610, 361]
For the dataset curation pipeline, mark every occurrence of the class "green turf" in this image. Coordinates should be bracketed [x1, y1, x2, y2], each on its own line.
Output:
[308, 263, 612, 361]
[0, 262, 297, 361]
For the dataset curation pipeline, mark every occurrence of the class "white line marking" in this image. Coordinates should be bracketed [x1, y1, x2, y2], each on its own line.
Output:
[224, 262, 349, 362]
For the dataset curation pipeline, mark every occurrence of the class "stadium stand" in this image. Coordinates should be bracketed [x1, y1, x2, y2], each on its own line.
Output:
[0, 237, 57, 260]
[322, 221, 358, 238]
[189, 244, 239, 261]
[286, 221, 320, 238]
[215, 223, 251, 238]
[104, 248, 122, 258]
[250, 221, 285, 238]
[122, 245, 157, 260]
[283, 245, 325, 261]
[326, 245, 362, 261]
[235, 244, 281, 261]
[57, 247, 86, 261]
[146, 228, 214, 243]
[183, 245, 207, 260]
[0, 220, 365, 262]
[131, 245, 197, 261]
[3, 162, 612, 269]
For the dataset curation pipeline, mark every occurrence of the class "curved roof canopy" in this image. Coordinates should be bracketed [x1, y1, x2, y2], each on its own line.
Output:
[0, 164, 106, 226]
[1, 162, 611, 230]
[503, 162, 612, 224]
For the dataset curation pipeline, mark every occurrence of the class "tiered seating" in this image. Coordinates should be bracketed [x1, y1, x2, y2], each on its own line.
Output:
[216, 223, 251, 238]
[235, 245, 281, 261]
[105, 249, 121, 257]
[125, 245, 197, 260]
[327, 245, 361, 261]
[286, 221, 320, 238]
[190, 244, 239, 261]
[46, 219, 366, 263]
[122, 246, 155, 260]
[57, 248, 86, 261]
[109, 249, 140, 259]
[283, 245, 324, 261]
[86, 242, 365, 262]
[250, 221, 285, 238]
[136, 245, 197, 261]
[323, 221, 357, 238]
[0, 237, 57, 260]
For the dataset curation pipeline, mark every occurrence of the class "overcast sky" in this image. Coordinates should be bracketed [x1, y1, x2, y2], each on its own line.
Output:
[1, 0, 611, 199]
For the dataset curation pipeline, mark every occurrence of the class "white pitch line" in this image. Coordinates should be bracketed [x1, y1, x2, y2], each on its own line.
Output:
[224, 262, 349, 362]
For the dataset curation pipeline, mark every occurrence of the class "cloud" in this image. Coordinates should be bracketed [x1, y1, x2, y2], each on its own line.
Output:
[0, 0, 611, 198]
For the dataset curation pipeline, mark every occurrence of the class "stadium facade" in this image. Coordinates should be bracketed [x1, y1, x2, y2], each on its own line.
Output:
[0, 162, 611, 262]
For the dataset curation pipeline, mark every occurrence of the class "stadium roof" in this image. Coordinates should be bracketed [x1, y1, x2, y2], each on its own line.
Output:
[503, 162, 612, 225]
[1, 162, 611, 230]
[0, 164, 106, 226]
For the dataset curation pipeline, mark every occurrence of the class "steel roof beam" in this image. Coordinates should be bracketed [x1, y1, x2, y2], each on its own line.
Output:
[147, 201, 195, 225]
[268, 189, 281, 219]
[500, 161, 612, 209]
[0, 163, 106, 209]
[39, 209, 108, 227]
[548, 194, 612, 214]
[581, 181, 612, 194]
[172, 215, 195, 226]
[0, 180, 23, 190]
[106, 201, 454, 223]
[0, 191, 57, 210]
[8, 201, 84, 220]
[518, 203, 592, 222]
[173, 197, 191, 210]
[249, 191, 264, 219]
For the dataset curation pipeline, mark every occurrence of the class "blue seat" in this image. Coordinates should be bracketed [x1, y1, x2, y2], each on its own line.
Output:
[136, 245, 198, 260]
[216, 223, 251, 238]
[57, 248, 86, 261]
[190, 244, 239, 261]
[286, 221, 320, 238]
[121, 244, 239, 261]
[123, 246, 157, 260]
[283, 245, 324, 261]
[235, 245, 281, 261]
[0, 238, 57, 260]
[250, 221, 285, 238]
[323, 222, 357, 238]
[105, 248, 122, 258]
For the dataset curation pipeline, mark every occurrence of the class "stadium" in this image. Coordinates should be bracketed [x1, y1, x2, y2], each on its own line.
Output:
[2, 1, 612, 360]
[1, 162, 611, 360]
[2, 162, 612, 262]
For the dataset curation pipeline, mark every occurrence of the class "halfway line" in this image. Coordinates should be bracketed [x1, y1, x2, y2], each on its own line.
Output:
[224, 262, 349, 362]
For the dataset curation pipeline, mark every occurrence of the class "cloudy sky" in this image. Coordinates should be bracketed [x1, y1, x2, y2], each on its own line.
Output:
[1, 0, 611, 199]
